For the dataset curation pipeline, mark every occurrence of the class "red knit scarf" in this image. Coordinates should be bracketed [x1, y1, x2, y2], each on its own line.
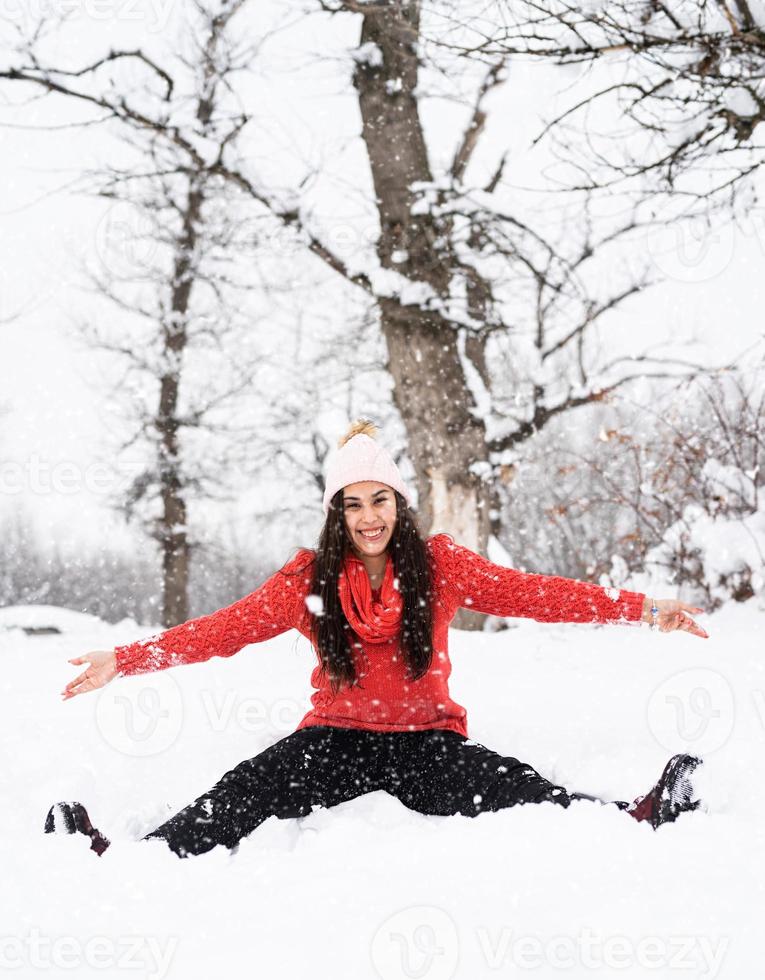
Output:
[338, 550, 403, 644]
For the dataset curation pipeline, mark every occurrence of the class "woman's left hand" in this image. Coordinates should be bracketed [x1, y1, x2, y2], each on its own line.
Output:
[642, 598, 709, 638]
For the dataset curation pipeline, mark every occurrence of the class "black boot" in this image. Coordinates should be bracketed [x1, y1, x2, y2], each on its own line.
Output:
[44, 801, 111, 856]
[626, 754, 703, 829]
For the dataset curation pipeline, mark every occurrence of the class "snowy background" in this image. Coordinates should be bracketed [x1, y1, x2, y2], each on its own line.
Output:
[1, 0, 765, 977]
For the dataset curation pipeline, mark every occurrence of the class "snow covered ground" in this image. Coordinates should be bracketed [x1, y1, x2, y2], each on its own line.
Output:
[2, 601, 763, 980]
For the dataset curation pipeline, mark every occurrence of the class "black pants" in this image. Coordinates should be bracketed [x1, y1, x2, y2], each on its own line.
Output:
[142, 725, 627, 858]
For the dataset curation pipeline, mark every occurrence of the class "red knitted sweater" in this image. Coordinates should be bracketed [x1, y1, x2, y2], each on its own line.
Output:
[112, 534, 646, 737]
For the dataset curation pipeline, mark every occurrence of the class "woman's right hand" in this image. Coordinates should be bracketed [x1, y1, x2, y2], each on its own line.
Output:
[61, 650, 118, 701]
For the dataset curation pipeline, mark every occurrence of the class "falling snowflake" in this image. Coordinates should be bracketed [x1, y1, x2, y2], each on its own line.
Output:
[305, 594, 324, 615]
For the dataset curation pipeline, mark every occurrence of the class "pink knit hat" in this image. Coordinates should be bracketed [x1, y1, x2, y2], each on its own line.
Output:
[322, 419, 413, 516]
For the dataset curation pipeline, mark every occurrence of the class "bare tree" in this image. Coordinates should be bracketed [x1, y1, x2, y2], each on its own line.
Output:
[429, 0, 765, 212]
[274, 0, 725, 626]
[0, 0, 736, 630]
[0, 1, 320, 624]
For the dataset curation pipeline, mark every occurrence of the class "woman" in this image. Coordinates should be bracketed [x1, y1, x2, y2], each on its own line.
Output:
[47, 420, 710, 859]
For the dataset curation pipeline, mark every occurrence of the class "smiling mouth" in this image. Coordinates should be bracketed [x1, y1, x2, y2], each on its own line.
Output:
[358, 527, 385, 540]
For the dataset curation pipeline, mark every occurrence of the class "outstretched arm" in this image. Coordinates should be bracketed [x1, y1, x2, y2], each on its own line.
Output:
[61, 549, 314, 699]
[430, 534, 645, 625]
[430, 535, 708, 636]
[113, 549, 315, 677]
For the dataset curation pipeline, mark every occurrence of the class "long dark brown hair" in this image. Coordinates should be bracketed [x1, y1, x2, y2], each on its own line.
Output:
[304, 487, 434, 696]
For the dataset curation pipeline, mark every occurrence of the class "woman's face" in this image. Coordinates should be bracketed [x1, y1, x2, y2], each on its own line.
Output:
[343, 481, 397, 557]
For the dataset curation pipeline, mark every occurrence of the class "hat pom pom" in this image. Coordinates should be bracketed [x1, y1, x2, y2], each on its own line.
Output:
[338, 418, 378, 448]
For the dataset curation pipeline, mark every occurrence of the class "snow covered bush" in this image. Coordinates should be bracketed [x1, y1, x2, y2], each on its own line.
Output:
[644, 466, 765, 610]
[495, 366, 765, 608]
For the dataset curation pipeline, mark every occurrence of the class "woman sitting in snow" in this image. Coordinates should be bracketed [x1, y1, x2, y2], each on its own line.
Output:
[48, 420, 710, 858]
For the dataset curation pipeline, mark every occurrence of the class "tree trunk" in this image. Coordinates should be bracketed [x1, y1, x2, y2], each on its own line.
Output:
[159, 452, 190, 626]
[353, 1, 497, 628]
[378, 301, 488, 537]
[380, 302, 496, 628]
[156, 180, 203, 625]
